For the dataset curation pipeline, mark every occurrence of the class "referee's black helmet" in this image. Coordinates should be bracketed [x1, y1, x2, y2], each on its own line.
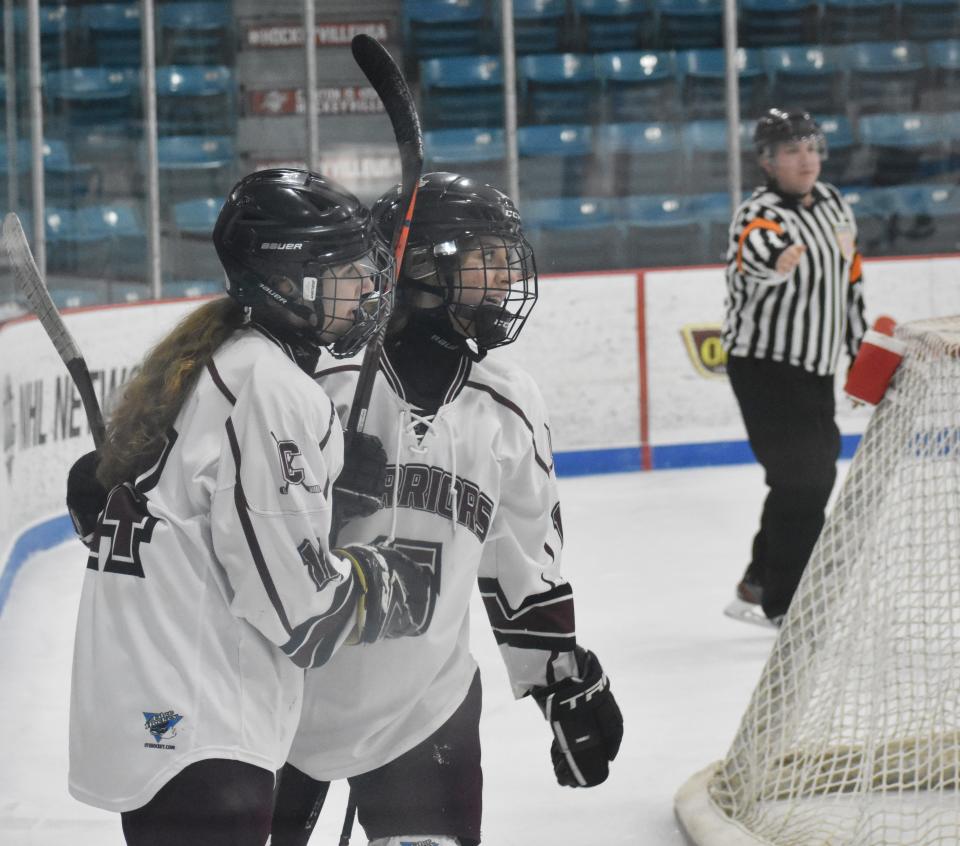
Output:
[754, 109, 827, 159]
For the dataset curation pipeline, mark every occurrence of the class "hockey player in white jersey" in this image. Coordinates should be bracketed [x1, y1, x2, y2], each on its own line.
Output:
[65, 169, 436, 846]
[271, 173, 624, 846]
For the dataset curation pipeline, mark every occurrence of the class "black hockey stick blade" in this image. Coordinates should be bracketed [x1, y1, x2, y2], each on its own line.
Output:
[3, 212, 106, 449]
[346, 35, 424, 435]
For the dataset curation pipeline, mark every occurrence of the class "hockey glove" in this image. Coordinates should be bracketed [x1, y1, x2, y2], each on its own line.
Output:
[532, 647, 623, 787]
[336, 543, 435, 643]
[334, 431, 388, 523]
[66, 450, 108, 548]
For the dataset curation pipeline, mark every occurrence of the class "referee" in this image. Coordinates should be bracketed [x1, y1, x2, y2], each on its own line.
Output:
[722, 108, 867, 627]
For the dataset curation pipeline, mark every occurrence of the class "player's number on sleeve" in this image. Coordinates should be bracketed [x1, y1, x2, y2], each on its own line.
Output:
[86, 485, 158, 579]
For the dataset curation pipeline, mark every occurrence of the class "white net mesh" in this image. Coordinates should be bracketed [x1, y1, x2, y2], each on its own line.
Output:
[679, 316, 960, 846]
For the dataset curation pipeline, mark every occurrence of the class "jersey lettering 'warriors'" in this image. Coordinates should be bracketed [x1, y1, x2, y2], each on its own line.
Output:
[384, 462, 494, 542]
[287, 347, 576, 782]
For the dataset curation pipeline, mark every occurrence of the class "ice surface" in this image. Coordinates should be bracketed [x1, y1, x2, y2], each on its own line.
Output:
[0, 463, 796, 845]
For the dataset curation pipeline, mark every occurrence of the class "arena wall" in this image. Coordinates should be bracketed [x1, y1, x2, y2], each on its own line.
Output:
[3, 256, 959, 609]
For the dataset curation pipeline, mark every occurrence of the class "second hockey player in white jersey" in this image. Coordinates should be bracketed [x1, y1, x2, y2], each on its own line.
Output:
[271, 173, 624, 846]
[66, 169, 437, 846]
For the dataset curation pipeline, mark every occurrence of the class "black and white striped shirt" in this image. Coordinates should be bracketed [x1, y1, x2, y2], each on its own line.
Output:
[722, 181, 867, 376]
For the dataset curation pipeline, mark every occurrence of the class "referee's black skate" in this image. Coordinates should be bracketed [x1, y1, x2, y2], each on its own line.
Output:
[723, 577, 780, 629]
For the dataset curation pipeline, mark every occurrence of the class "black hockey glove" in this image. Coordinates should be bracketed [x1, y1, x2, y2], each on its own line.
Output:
[336, 543, 435, 643]
[532, 647, 623, 788]
[334, 431, 388, 524]
[66, 450, 108, 548]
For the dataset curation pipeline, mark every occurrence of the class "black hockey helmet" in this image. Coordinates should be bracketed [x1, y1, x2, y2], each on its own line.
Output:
[213, 168, 393, 358]
[754, 108, 827, 159]
[371, 171, 538, 355]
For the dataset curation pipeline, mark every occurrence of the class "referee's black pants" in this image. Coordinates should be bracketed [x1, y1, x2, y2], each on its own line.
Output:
[727, 355, 841, 619]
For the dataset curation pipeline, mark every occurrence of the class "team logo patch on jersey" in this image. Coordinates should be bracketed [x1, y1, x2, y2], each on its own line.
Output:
[273, 433, 323, 495]
[834, 223, 855, 260]
[681, 324, 727, 378]
[142, 710, 182, 749]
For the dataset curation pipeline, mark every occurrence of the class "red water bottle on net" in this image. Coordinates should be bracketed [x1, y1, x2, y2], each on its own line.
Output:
[844, 315, 906, 405]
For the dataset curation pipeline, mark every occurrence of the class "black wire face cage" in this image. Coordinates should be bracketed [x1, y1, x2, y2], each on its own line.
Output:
[311, 239, 394, 358]
[251, 239, 394, 358]
[440, 232, 538, 352]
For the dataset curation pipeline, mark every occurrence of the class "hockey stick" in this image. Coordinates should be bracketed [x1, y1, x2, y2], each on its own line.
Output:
[2, 212, 106, 448]
[345, 34, 423, 436]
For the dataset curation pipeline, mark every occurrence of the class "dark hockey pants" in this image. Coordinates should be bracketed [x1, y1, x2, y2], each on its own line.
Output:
[120, 759, 275, 846]
[272, 671, 483, 846]
[727, 355, 841, 619]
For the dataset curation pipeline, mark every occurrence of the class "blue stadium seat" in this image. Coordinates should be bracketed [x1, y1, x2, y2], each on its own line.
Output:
[168, 197, 224, 282]
[690, 191, 745, 262]
[420, 55, 504, 129]
[858, 112, 947, 184]
[110, 282, 151, 303]
[50, 288, 106, 309]
[163, 279, 223, 299]
[682, 119, 761, 192]
[43, 139, 99, 204]
[821, 0, 897, 43]
[900, 0, 960, 41]
[926, 40, 960, 112]
[887, 183, 960, 253]
[44, 67, 137, 138]
[764, 45, 844, 115]
[154, 135, 235, 208]
[404, 0, 487, 61]
[596, 122, 683, 195]
[654, 0, 723, 49]
[621, 194, 706, 266]
[424, 128, 507, 189]
[738, 0, 819, 48]
[816, 114, 859, 184]
[518, 123, 594, 198]
[0, 140, 30, 179]
[940, 110, 960, 170]
[677, 47, 767, 119]
[158, 2, 233, 66]
[75, 202, 148, 278]
[44, 206, 86, 272]
[172, 196, 223, 236]
[845, 41, 925, 114]
[595, 50, 679, 122]
[12, 5, 77, 70]
[573, 0, 652, 52]
[840, 185, 898, 255]
[82, 3, 142, 68]
[522, 197, 622, 272]
[155, 65, 236, 135]
[518, 53, 600, 124]
[504, 0, 568, 54]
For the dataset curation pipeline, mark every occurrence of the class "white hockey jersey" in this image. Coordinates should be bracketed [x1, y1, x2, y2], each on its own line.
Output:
[288, 347, 578, 781]
[69, 326, 361, 812]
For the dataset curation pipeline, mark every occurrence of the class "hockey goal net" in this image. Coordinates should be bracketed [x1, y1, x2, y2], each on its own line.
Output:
[676, 316, 960, 846]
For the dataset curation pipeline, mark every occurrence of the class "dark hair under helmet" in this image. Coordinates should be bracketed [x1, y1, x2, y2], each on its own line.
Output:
[214, 168, 393, 358]
[754, 108, 827, 159]
[371, 171, 538, 355]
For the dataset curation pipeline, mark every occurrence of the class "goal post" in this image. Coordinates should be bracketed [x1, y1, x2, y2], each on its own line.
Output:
[676, 316, 960, 846]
